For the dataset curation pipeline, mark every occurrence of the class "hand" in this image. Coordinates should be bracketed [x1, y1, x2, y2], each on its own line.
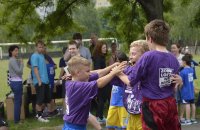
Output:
[111, 62, 126, 75]
[62, 74, 72, 80]
[171, 74, 183, 86]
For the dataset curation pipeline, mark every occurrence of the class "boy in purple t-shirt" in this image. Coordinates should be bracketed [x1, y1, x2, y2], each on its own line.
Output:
[118, 20, 182, 130]
[62, 56, 124, 130]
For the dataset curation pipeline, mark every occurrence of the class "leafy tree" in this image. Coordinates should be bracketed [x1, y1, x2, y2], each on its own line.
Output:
[0, 0, 91, 43]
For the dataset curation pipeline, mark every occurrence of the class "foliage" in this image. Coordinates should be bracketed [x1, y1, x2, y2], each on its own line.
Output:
[0, 0, 91, 43]
[102, 0, 146, 47]
[170, 0, 200, 46]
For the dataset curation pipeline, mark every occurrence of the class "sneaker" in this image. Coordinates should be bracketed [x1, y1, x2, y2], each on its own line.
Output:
[47, 109, 59, 118]
[180, 120, 192, 126]
[37, 116, 49, 123]
[191, 119, 198, 124]
[97, 117, 106, 124]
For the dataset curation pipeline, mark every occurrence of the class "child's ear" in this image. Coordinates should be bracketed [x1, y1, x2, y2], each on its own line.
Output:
[74, 69, 80, 76]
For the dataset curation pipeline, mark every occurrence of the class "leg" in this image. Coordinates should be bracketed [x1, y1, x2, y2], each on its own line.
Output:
[10, 81, 23, 123]
[179, 104, 185, 120]
[185, 104, 190, 120]
[87, 113, 102, 130]
[191, 103, 196, 119]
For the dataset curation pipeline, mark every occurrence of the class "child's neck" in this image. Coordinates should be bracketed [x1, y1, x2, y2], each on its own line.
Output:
[153, 44, 168, 52]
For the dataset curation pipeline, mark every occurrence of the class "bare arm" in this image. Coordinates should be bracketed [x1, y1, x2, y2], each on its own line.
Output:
[91, 62, 119, 78]
[171, 74, 183, 87]
[34, 67, 42, 86]
[117, 72, 131, 86]
[97, 64, 124, 88]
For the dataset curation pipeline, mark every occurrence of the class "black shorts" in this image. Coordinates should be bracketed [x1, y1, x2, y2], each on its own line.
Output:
[35, 83, 51, 105]
[181, 99, 195, 104]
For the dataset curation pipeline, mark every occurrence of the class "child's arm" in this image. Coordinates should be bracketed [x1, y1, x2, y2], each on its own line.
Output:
[171, 74, 183, 87]
[117, 72, 131, 86]
[97, 64, 124, 88]
[91, 62, 119, 78]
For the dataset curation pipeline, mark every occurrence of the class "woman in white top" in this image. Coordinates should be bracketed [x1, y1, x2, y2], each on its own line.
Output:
[171, 43, 184, 66]
[8, 45, 24, 124]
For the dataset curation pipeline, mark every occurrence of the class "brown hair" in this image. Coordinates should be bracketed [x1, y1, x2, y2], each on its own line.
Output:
[35, 39, 45, 46]
[67, 56, 90, 75]
[172, 43, 182, 53]
[130, 40, 149, 54]
[144, 19, 170, 46]
[92, 40, 107, 57]
[68, 40, 78, 48]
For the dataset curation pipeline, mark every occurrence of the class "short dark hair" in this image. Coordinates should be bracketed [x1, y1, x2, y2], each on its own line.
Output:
[116, 51, 128, 62]
[8, 45, 19, 57]
[72, 33, 82, 40]
[182, 54, 192, 66]
[145, 19, 170, 46]
[68, 40, 79, 48]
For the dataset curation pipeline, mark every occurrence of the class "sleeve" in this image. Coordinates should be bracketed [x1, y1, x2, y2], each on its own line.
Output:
[59, 57, 66, 68]
[128, 55, 148, 87]
[88, 73, 99, 81]
[9, 59, 24, 75]
[31, 54, 39, 67]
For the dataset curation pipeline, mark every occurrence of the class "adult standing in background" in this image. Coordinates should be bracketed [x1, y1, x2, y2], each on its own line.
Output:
[64, 32, 92, 63]
[89, 33, 98, 54]
[92, 41, 108, 124]
[171, 43, 184, 66]
[8, 45, 24, 124]
[31, 40, 50, 122]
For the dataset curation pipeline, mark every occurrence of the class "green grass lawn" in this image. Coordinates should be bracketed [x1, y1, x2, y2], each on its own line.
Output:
[1, 56, 200, 130]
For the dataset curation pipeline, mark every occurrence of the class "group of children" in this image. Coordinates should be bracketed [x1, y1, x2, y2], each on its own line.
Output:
[62, 19, 187, 130]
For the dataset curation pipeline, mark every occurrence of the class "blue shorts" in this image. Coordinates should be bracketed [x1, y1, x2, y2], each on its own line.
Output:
[181, 99, 195, 104]
[62, 122, 86, 130]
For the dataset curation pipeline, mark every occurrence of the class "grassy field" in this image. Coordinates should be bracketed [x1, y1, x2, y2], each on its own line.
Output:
[1, 56, 200, 130]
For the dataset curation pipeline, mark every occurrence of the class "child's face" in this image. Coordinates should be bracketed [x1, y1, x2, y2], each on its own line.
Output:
[129, 46, 142, 64]
[77, 65, 90, 81]
[181, 60, 186, 67]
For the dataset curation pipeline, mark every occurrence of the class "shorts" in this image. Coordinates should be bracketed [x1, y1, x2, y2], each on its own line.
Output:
[35, 83, 51, 105]
[127, 114, 142, 130]
[142, 97, 181, 130]
[62, 122, 86, 130]
[181, 99, 195, 104]
[106, 106, 128, 129]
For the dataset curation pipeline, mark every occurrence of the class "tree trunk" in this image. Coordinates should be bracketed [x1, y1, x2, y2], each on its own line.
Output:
[137, 0, 163, 22]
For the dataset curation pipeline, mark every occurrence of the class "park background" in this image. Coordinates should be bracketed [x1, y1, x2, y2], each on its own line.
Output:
[1, 0, 200, 129]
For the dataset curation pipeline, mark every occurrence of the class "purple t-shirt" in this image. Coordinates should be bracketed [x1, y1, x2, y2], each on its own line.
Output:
[128, 50, 179, 99]
[123, 66, 142, 114]
[63, 73, 99, 125]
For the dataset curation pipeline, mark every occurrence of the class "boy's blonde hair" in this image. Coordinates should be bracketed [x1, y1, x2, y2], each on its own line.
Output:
[67, 56, 90, 75]
[130, 40, 149, 54]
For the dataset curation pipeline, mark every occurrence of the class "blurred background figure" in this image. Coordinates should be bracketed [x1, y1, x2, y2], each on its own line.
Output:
[89, 33, 98, 54]
[8, 45, 24, 124]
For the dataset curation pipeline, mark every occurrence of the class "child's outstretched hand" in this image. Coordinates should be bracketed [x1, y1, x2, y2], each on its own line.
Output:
[171, 74, 183, 87]
[111, 61, 127, 75]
